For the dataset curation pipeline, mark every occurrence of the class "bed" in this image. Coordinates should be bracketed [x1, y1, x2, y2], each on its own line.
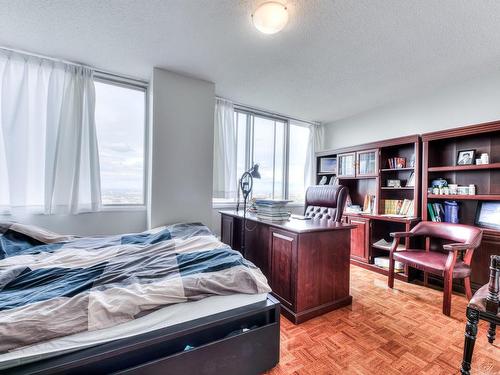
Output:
[0, 222, 280, 374]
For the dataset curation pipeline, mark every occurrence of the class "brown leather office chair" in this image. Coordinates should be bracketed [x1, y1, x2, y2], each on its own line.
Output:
[304, 185, 349, 224]
[388, 221, 483, 316]
[461, 255, 500, 375]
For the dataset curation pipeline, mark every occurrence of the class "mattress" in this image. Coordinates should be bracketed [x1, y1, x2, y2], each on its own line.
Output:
[0, 292, 268, 370]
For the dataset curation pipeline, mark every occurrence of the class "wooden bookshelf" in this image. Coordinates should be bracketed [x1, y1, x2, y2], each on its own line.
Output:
[422, 120, 500, 290]
[317, 135, 421, 280]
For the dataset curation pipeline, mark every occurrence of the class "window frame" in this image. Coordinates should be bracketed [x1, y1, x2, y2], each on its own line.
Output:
[93, 73, 149, 208]
[224, 107, 307, 205]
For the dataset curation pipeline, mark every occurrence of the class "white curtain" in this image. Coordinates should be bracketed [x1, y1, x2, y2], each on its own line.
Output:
[0, 50, 101, 214]
[213, 98, 237, 199]
[304, 122, 324, 186]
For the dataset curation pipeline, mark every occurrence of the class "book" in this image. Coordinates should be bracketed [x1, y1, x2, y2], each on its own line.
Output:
[374, 256, 405, 272]
[363, 194, 376, 213]
[427, 203, 437, 222]
[406, 172, 415, 187]
[433, 202, 444, 222]
[387, 157, 407, 169]
[382, 199, 414, 216]
[290, 214, 311, 220]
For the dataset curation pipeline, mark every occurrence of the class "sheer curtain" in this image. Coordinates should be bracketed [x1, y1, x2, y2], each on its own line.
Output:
[304, 122, 324, 187]
[0, 50, 101, 214]
[213, 98, 237, 200]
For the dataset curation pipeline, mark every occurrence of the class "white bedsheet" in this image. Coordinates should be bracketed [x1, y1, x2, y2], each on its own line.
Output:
[0, 292, 268, 370]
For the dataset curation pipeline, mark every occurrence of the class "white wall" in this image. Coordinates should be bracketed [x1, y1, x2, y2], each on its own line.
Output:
[323, 70, 500, 149]
[6, 209, 147, 236]
[149, 68, 215, 229]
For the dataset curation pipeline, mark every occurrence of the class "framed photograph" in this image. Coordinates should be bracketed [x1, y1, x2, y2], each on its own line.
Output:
[387, 179, 401, 188]
[319, 157, 337, 173]
[456, 149, 475, 165]
[475, 201, 500, 230]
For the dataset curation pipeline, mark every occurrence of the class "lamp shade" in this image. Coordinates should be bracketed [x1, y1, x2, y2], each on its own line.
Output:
[252, 2, 288, 35]
[250, 164, 261, 179]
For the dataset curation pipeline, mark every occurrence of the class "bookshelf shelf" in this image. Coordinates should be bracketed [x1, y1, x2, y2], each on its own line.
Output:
[381, 186, 414, 190]
[337, 176, 377, 180]
[344, 212, 419, 224]
[427, 194, 500, 201]
[427, 162, 500, 172]
[350, 258, 409, 280]
[380, 167, 414, 172]
[317, 172, 336, 175]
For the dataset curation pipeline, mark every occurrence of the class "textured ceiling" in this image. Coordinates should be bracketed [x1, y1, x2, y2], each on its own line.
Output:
[1, 0, 500, 123]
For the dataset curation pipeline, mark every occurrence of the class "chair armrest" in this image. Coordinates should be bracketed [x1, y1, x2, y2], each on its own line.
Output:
[390, 231, 414, 239]
[442, 243, 473, 251]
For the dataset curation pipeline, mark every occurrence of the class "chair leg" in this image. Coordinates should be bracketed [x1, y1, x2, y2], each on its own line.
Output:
[461, 308, 479, 375]
[464, 276, 472, 300]
[443, 272, 453, 316]
[487, 323, 496, 344]
[388, 257, 395, 289]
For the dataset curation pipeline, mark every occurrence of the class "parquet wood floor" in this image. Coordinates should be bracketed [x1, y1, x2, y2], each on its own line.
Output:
[267, 265, 500, 375]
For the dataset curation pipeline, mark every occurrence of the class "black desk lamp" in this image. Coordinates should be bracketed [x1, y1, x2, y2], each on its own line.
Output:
[236, 164, 261, 257]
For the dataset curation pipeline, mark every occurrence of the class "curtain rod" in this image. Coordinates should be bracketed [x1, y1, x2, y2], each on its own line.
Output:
[216, 96, 320, 126]
[0, 46, 149, 86]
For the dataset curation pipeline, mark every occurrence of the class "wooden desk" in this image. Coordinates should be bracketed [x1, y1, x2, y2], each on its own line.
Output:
[220, 210, 355, 324]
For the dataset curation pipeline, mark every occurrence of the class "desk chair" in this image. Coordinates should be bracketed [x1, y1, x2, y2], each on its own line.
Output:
[304, 185, 349, 224]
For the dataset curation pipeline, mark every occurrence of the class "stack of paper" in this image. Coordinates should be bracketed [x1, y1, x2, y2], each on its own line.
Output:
[254, 199, 291, 221]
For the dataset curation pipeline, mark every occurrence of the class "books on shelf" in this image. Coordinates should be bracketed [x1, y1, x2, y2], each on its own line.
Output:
[254, 199, 291, 222]
[382, 199, 414, 216]
[363, 194, 376, 214]
[427, 202, 445, 222]
[387, 157, 406, 169]
[406, 172, 415, 187]
[374, 256, 405, 273]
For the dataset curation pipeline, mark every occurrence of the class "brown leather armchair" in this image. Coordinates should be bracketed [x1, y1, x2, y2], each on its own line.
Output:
[388, 221, 483, 316]
[304, 185, 349, 224]
[461, 255, 500, 375]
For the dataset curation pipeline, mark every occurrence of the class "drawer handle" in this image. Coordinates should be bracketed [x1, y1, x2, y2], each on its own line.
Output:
[273, 233, 294, 242]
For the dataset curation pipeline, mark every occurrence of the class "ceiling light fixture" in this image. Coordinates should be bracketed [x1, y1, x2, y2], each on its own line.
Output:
[252, 2, 289, 35]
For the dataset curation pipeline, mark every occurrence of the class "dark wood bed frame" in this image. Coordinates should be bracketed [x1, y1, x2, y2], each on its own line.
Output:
[4, 296, 280, 375]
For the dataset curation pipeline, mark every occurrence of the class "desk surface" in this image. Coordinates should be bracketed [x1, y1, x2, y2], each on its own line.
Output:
[220, 210, 355, 234]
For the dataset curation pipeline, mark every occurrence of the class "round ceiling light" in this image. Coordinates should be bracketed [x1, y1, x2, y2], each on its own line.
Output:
[252, 2, 289, 35]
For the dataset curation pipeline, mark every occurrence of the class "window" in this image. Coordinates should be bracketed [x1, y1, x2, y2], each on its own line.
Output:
[251, 115, 286, 200]
[94, 79, 146, 205]
[222, 109, 310, 203]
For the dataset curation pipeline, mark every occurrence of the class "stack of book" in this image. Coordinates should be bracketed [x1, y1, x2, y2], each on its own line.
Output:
[374, 256, 405, 273]
[363, 194, 376, 213]
[382, 199, 414, 216]
[427, 202, 444, 222]
[387, 157, 406, 169]
[406, 172, 415, 187]
[254, 199, 291, 221]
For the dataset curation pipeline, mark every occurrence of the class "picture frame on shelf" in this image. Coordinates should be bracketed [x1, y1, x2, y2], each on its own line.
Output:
[387, 179, 401, 188]
[475, 201, 500, 230]
[319, 157, 337, 173]
[456, 149, 475, 165]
